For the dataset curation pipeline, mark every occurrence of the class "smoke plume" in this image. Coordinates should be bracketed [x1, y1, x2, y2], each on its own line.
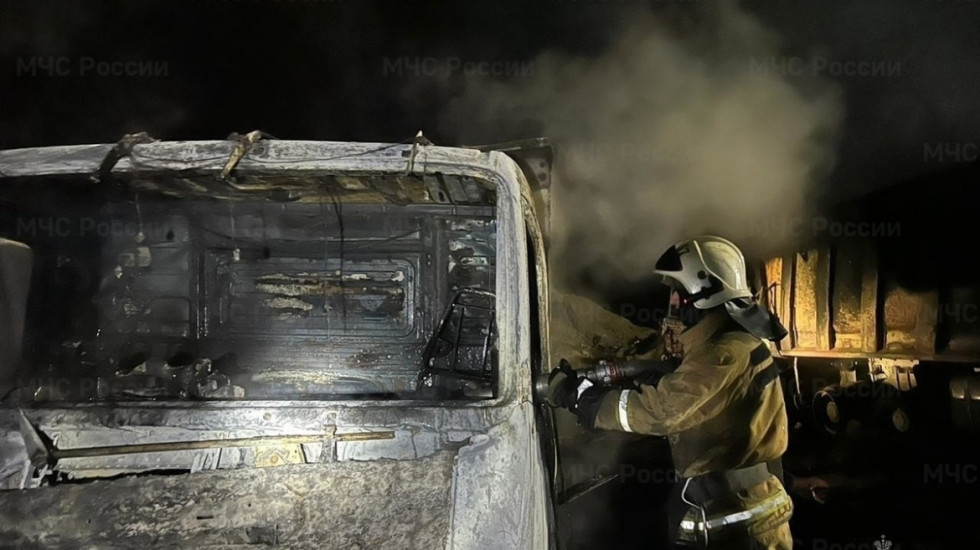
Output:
[439, 3, 842, 292]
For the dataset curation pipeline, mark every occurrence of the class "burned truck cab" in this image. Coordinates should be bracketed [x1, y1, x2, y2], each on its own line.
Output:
[0, 136, 556, 548]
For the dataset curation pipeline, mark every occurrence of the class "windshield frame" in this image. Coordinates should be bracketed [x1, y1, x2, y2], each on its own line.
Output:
[0, 140, 534, 410]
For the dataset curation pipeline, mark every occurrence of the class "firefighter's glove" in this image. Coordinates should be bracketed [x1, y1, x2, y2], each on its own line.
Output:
[574, 385, 609, 429]
[545, 358, 586, 409]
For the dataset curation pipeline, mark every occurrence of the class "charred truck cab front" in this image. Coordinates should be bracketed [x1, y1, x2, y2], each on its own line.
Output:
[0, 136, 557, 549]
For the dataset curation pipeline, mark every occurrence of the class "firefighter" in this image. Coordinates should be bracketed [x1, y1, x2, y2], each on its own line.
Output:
[547, 235, 794, 549]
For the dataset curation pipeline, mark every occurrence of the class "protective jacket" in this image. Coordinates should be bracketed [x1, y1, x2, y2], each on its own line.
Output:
[592, 309, 793, 548]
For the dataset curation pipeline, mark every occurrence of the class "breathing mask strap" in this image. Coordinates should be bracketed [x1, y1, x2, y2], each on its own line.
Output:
[685, 274, 724, 305]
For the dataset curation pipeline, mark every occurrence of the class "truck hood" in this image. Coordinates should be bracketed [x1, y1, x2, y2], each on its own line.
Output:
[1, 452, 456, 549]
[0, 401, 549, 550]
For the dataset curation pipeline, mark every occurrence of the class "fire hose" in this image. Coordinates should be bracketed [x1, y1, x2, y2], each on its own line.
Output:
[533, 358, 680, 403]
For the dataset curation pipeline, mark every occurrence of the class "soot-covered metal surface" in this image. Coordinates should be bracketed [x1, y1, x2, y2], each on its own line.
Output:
[1, 174, 498, 401]
[0, 450, 457, 549]
[0, 139, 549, 549]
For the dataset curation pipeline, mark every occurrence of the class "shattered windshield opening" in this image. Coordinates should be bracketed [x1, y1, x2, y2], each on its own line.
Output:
[0, 172, 498, 401]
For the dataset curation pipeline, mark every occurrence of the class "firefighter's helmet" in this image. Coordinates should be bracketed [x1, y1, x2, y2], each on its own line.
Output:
[653, 235, 753, 309]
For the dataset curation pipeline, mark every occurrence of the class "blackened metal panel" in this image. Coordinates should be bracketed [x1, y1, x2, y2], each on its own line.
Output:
[941, 286, 980, 354]
[832, 241, 866, 352]
[792, 249, 821, 350]
[763, 257, 781, 318]
[859, 242, 880, 353]
[882, 283, 938, 355]
[779, 254, 795, 349]
[445, 218, 496, 295]
[763, 255, 792, 349]
[97, 211, 196, 356]
[215, 257, 416, 338]
[816, 247, 833, 351]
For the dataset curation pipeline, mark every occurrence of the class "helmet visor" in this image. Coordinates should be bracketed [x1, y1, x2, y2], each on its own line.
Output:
[654, 244, 683, 272]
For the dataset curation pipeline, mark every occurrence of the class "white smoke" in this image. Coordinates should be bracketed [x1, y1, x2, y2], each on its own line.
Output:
[439, 2, 842, 291]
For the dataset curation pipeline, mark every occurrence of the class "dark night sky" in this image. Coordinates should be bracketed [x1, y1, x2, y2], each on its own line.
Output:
[2, 0, 980, 199]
